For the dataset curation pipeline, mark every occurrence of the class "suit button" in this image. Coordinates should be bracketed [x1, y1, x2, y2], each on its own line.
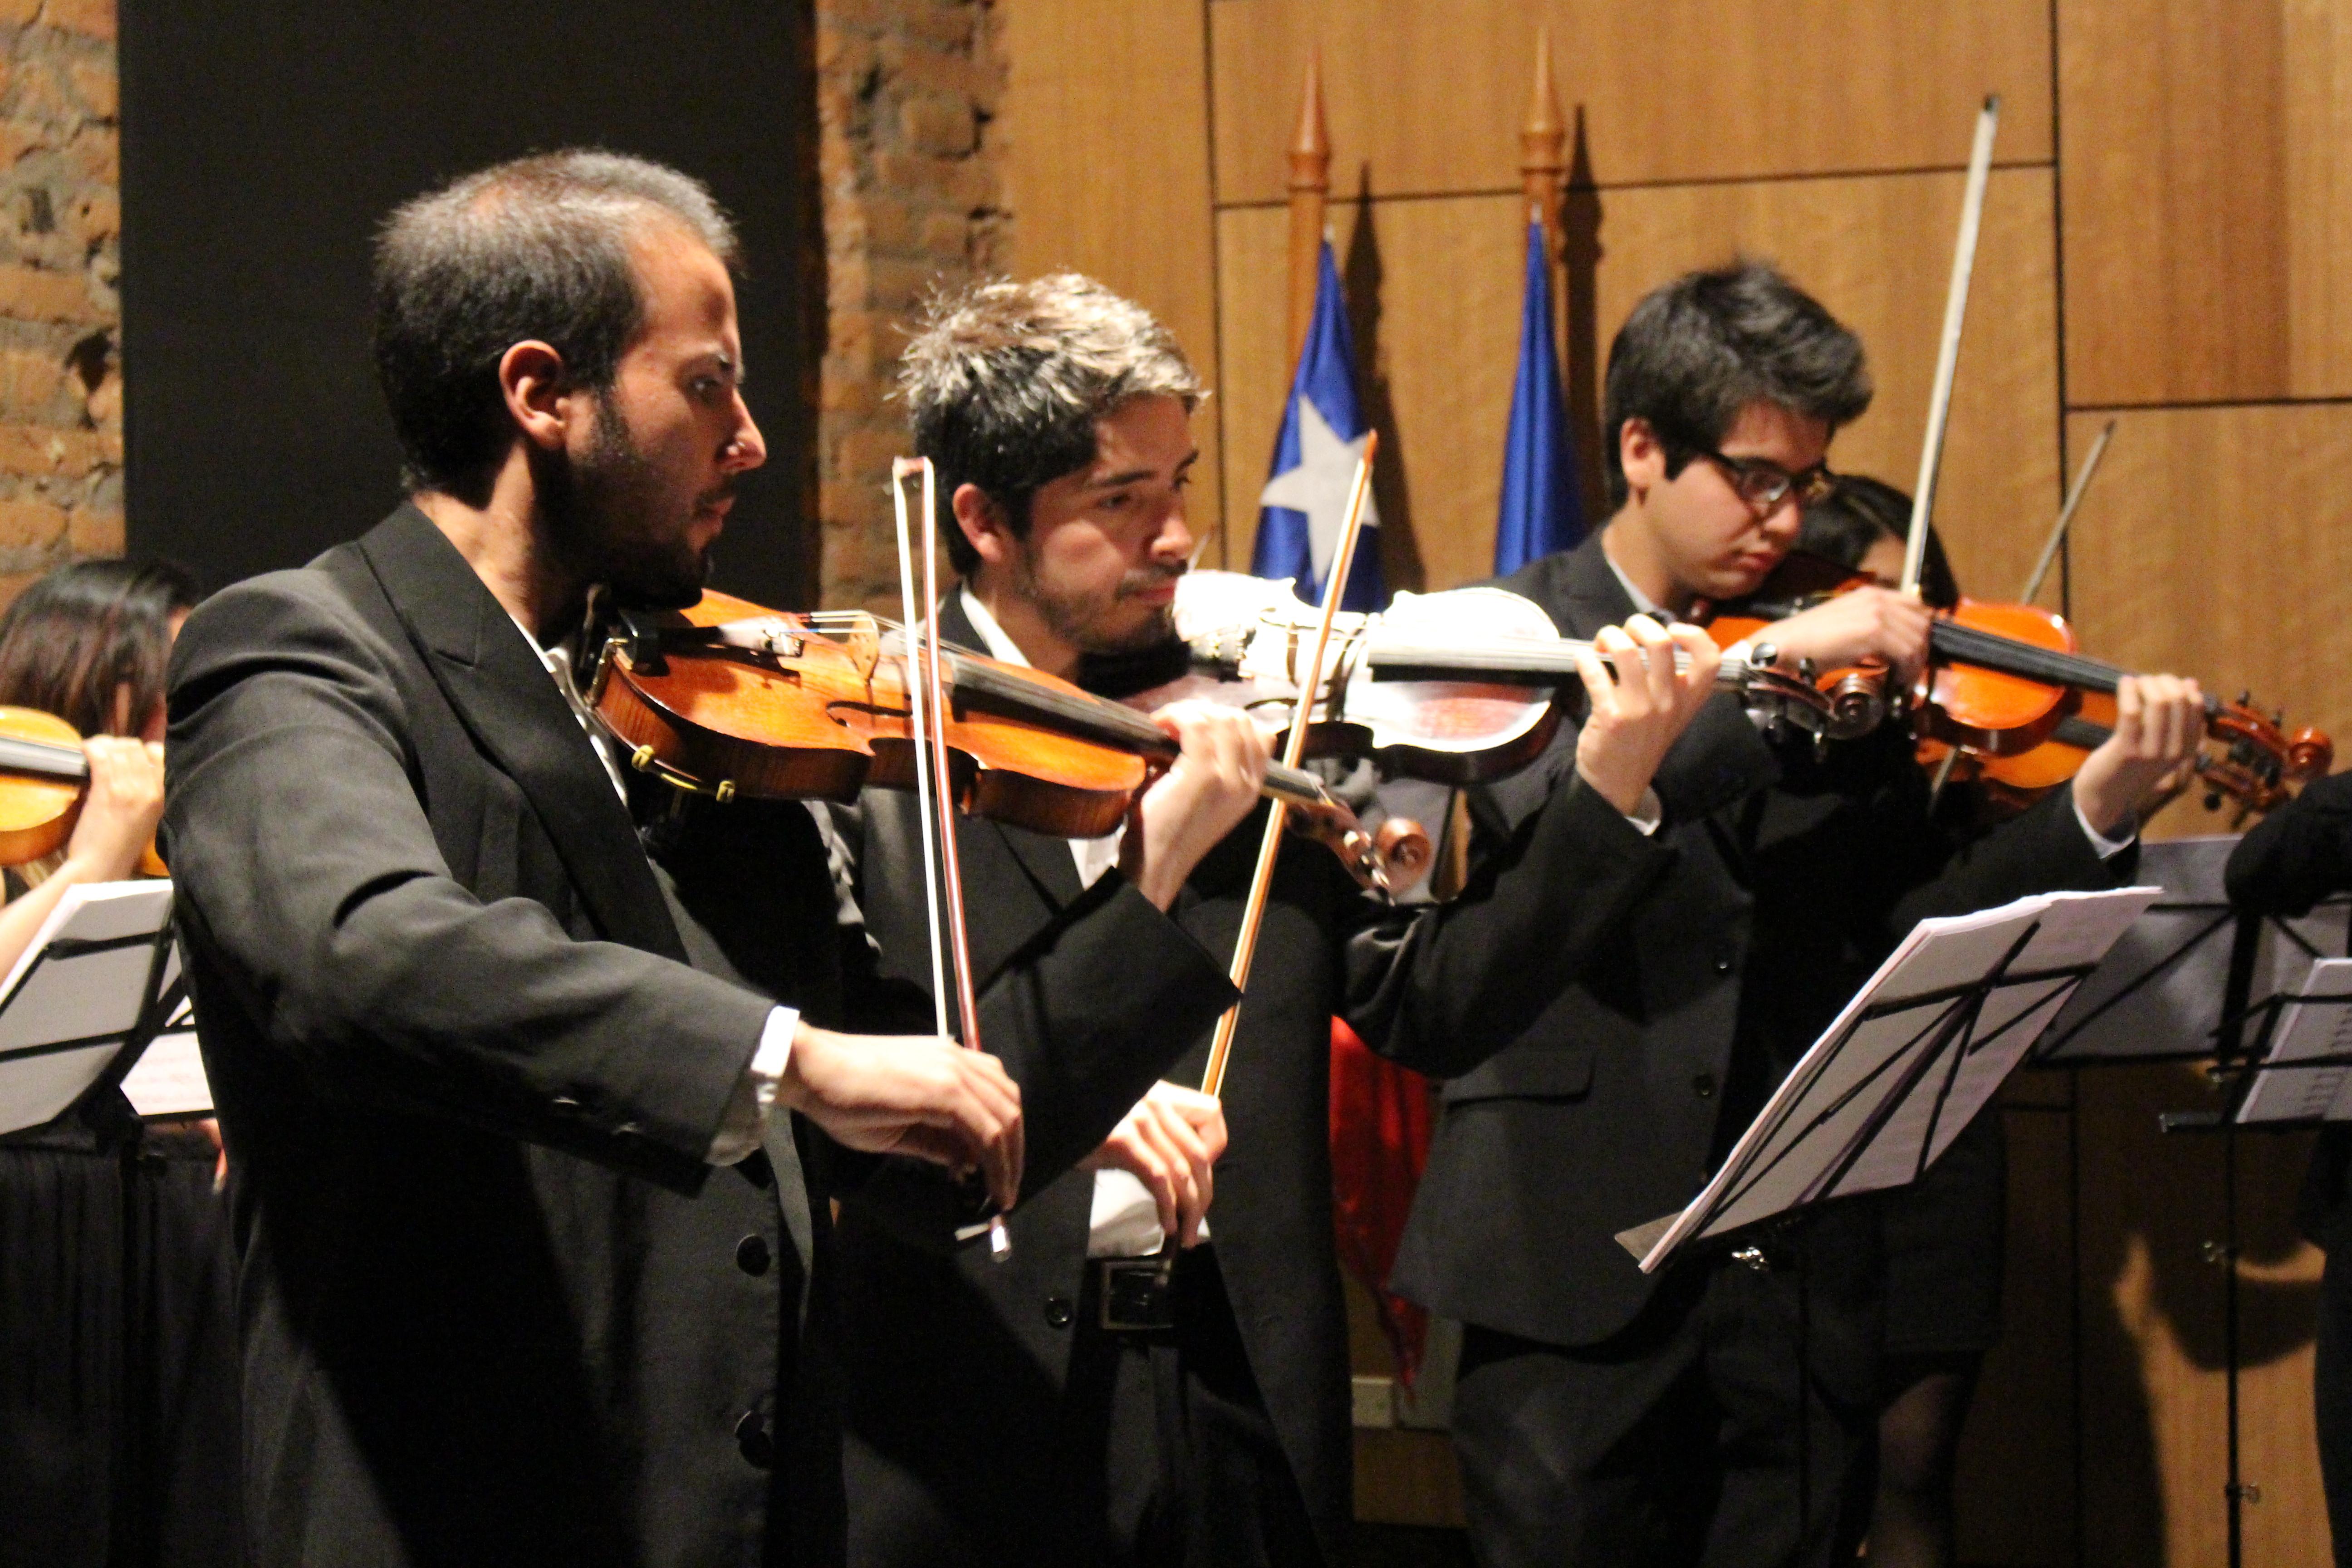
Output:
[1692, 1073, 1716, 1099]
[1044, 1295, 1075, 1329]
[1713, 953, 1735, 975]
[735, 1411, 774, 1469]
[735, 1235, 771, 1276]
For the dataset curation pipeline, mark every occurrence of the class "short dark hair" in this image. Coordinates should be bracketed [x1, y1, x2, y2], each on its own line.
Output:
[1601, 261, 1872, 510]
[898, 274, 1204, 574]
[0, 558, 202, 737]
[1798, 472, 1961, 610]
[372, 149, 741, 502]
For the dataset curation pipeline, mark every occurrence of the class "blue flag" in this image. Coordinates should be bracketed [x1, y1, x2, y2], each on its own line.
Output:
[1254, 242, 1384, 611]
[1493, 220, 1585, 574]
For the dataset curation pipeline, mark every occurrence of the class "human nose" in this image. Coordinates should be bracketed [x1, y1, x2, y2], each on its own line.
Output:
[1149, 495, 1194, 563]
[723, 397, 768, 473]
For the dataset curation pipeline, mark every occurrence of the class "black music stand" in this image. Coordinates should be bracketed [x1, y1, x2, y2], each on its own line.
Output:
[1613, 886, 2159, 1544]
[2031, 837, 2351, 1568]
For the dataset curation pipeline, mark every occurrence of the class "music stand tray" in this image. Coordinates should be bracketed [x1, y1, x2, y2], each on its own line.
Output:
[0, 880, 181, 1136]
[2036, 835, 2348, 1065]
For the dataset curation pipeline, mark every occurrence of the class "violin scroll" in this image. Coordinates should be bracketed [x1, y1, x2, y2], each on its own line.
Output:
[2196, 702, 2333, 820]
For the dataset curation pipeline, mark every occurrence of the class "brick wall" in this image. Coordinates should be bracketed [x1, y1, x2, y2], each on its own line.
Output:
[0, 0, 115, 602]
[0, 0, 995, 610]
[815, 0, 1006, 612]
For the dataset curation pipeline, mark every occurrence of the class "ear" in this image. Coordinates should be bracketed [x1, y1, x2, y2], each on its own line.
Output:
[1619, 418, 1666, 500]
[950, 482, 1016, 569]
[498, 340, 574, 454]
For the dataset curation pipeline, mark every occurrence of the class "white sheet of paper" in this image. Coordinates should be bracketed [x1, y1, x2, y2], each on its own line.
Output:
[118, 1031, 212, 1118]
[0, 880, 173, 1133]
[2235, 958, 2352, 1124]
[1635, 886, 2159, 1274]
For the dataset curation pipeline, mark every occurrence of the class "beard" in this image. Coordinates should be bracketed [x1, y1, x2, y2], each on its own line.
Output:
[1009, 543, 1182, 657]
[534, 394, 722, 609]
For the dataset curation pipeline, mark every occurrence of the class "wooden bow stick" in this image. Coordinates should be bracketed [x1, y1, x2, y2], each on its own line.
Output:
[890, 456, 1010, 1259]
[1199, 431, 1379, 1100]
[1902, 94, 1999, 598]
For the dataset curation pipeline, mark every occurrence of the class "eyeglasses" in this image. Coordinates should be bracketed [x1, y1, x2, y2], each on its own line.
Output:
[1688, 445, 1837, 517]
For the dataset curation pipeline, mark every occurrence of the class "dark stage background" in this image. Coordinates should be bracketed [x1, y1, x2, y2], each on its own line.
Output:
[117, 0, 822, 605]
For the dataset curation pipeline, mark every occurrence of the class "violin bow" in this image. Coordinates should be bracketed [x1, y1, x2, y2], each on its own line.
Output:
[1200, 431, 1379, 1101]
[1902, 94, 1999, 597]
[890, 456, 1011, 1259]
[2019, 418, 2116, 605]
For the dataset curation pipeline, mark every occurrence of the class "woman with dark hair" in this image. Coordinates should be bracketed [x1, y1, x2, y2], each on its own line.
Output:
[0, 558, 241, 1568]
[1797, 481, 1993, 1568]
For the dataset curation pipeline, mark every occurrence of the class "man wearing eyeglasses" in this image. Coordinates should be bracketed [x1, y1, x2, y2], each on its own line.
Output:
[1382, 262, 2205, 1567]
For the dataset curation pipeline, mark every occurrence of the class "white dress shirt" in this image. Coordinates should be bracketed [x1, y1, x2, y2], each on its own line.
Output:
[956, 589, 1195, 1258]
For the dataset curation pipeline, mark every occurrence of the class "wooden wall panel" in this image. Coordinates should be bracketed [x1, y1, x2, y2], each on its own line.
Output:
[2077, 1063, 2326, 1567]
[2058, 0, 2352, 404]
[1210, 0, 2052, 203]
[1216, 171, 2060, 598]
[1588, 169, 2062, 601]
[2063, 406, 2352, 843]
[1002, 0, 1225, 544]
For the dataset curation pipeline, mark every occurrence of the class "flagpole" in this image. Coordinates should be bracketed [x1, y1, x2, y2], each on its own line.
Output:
[1286, 50, 1331, 377]
[1520, 29, 1566, 275]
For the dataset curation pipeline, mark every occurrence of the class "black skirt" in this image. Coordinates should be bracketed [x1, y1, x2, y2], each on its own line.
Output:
[1878, 1110, 2007, 1360]
[0, 1107, 242, 1566]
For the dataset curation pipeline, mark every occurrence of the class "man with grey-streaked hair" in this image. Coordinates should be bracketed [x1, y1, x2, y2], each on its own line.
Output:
[828, 273, 1723, 1567]
[901, 273, 1203, 580]
[163, 156, 1274, 1568]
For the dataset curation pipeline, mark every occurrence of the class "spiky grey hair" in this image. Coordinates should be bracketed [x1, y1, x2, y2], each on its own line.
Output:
[898, 273, 1203, 573]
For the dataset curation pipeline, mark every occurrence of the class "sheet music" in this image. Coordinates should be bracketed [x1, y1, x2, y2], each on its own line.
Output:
[1633, 886, 2159, 1273]
[0, 880, 173, 1133]
[120, 1026, 211, 1119]
[2235, 958, 2352, 1124]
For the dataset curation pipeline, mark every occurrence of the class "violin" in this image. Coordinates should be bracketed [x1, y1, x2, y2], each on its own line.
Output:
[1701, 552, 2332, 817]
[0, 706, 168, 874]
[586, 590, 1432, 892]
[1130, 569, 1871, 784]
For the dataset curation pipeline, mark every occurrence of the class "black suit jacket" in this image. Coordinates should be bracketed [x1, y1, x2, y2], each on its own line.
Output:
[162, 508, 1239, 1568]
[826, 593, 1659, 1568]
[1389, 534, 2134, 1352]
[2226, 771, 2352, 1245]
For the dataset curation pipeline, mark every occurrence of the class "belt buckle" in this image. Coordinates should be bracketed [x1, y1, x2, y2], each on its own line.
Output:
[1098, 1254, 1177, 1332]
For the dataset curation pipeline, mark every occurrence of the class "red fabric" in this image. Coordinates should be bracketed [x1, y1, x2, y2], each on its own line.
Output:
[1327, 1017, 1435, 1384]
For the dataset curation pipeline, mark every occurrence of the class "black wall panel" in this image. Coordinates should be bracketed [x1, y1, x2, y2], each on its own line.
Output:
[118, 1, 821, 605]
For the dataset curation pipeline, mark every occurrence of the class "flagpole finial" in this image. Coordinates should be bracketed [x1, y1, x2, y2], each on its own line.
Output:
[1521, 29, 1568, 261]
[1287, 49, 1333, 373]
[1289, 48, 1331, 188]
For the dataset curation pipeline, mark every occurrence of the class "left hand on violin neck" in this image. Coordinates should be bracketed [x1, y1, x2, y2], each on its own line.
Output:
[2070, 672, 2207, 838]
[1118, 701, 1274, 910]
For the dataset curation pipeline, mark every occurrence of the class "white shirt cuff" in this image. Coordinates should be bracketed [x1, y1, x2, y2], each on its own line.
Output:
[706, 1006, 799, 1166]
[1625, 786, 1664, 836]
[2073, 796, 2136, 860]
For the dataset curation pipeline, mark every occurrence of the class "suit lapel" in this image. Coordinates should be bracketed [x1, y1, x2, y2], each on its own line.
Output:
[357, 505, 686, 960]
